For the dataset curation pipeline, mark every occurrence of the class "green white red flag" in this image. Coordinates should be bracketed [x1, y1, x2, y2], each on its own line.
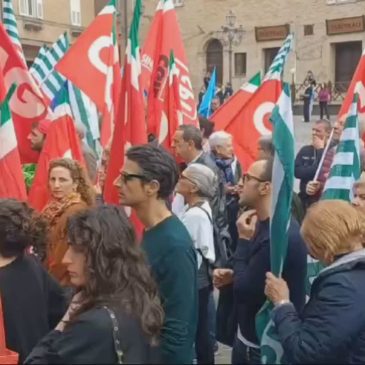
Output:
[212, 34, 293, 169]
[56, 0, 120, 147]
[157, 51, 182, 152]
[0, 83, 27, 201]
[210, 72, 261, 167]
[338, 48, 365, 125]
[0, 23, 47, 163]
[141, 0, 198, 137]
[104, 0, 146, 234]
[28, 88, 84, 212]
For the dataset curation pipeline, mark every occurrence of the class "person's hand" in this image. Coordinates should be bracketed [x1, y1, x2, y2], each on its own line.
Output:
[264, 272, 290, 305]
[213, 268, 233, 288]
[225, 184, 237, 195]
[55, 292, 83, 332]
[94, 182, 102, 195]
[306, 181, 321, 196]
[236, 210, 257, 240]
[313, 135, 325, 150]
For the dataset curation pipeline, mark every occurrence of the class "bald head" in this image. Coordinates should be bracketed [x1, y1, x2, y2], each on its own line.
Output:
[248, 159, 273, 183]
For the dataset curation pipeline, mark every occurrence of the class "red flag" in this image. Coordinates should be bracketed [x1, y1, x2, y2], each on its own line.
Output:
[157, 51, 182, 152]
[0, 23, 47, 163]
[28, 96, 84, 212]
[104, 0, 146, 236]
[100, 19, 122, 148]
[338, 48, 365, 124]
[211, 73, 262, 166]
[0, 84, 27, 201]
[56, 2, 117, 121]
[141, 0, 198, 137]
[211, 35, 293, 169]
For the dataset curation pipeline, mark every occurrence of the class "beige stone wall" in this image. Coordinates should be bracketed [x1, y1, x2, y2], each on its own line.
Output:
[2, 0, 95, 56]
[139, 0, 365, 96]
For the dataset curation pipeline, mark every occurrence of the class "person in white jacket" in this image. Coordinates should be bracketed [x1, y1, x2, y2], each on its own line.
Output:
[176, 163, 216, 365]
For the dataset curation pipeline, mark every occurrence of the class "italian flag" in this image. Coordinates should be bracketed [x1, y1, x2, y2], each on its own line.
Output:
[210, 72, 261, 166]
[104, 0, 146, 207]
[158, 51, 182, 152]
[0, 84, 27, 200]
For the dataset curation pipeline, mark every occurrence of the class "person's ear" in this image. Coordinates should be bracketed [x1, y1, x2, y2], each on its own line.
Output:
[145, 180, 160, 197]
[259, 181, 271, 196]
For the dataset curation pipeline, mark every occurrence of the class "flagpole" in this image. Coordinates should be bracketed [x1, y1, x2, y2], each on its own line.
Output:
[313, 128, 334, 181]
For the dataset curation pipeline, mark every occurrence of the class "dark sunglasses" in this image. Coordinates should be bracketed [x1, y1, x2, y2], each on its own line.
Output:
[120, 171, 148, 184]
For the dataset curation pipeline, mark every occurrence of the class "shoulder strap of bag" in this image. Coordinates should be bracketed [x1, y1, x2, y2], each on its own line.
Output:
[104, 306, 124, 364]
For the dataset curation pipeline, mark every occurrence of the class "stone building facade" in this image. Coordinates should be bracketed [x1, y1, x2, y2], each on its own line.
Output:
[0, 0, 95, 66]
[136, 0, 365, 101]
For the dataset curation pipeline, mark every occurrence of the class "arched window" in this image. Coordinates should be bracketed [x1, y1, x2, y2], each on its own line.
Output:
[206, 39, 223, 85]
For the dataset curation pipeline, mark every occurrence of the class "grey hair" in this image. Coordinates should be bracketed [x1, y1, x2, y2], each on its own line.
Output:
[183, 163, 217, 199]
[209, 131, 232, 150]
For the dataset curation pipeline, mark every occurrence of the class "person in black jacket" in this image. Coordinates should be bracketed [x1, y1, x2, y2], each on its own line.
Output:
[26, 205, 163, 365]
[213, 159, 307, 364]
[295, 119, 331, 210]
[0, 199, 67, 364]
[265, 200, 365, 364]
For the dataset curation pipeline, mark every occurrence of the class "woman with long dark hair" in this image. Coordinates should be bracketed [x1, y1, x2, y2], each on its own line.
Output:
[0, 199, 66, 363]
[26, 205, 163, 364]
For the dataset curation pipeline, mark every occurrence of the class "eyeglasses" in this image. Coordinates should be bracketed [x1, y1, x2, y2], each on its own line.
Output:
[120, 171, 148, 184]
[242, 173, 267, 183]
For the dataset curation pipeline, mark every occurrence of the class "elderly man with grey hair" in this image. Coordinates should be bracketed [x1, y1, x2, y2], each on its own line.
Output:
[176, 163, 216, 365]
[209, 131, 242, 253]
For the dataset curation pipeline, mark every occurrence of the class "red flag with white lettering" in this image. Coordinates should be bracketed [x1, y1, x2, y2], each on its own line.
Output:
[0, 23, 47, 163]
[141, 0, 198, 137]
[56, 0, 119, 147]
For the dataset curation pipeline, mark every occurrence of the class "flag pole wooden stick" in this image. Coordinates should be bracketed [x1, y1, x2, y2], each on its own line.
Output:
[313, 128, 335, 182]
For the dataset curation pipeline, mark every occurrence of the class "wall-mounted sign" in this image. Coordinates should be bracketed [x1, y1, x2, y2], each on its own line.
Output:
[255, 24, 290, 42]
[326, 16, 365, 35]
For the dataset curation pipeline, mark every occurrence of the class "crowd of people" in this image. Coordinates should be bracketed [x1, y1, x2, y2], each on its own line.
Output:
[0, 112, 365, 365]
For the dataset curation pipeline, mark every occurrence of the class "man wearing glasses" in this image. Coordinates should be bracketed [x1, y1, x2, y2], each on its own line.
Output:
[113, 144, 198, 365]
[213, 159, 307, 364]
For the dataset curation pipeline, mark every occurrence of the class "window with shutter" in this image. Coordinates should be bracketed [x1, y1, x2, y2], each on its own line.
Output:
[19, 0, 42, 18]
[234, 53, 247, 76]
[19, 0, 27, 15]
[36, 0, 43, 19]
[70, 0, 81, 26]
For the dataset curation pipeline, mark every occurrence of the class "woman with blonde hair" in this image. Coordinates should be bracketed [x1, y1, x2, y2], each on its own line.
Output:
[42, 158, 95, 285]
[264, 200, 365, 364]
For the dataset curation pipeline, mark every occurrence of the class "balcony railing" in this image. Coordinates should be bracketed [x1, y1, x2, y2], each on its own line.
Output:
[291, 81, 349, 104]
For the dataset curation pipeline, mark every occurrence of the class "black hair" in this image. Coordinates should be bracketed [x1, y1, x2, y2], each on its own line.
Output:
[178, 125, 203, 150]
[67, 205, 163, 344]
[258, 136, 275, 157]
[126, 144, 179, 200]
[199, 117, 215, 139]
[0, 199, 47, 258]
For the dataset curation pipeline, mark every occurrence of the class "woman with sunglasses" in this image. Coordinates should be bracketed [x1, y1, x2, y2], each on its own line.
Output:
[26, 205, 163, 364]
[176, 163, 217, 365]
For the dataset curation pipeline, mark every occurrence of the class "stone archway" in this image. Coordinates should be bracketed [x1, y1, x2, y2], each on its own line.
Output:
[206, 39, 223, 85]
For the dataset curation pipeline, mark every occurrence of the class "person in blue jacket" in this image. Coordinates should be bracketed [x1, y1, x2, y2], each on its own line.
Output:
[265, 200, 365, 364]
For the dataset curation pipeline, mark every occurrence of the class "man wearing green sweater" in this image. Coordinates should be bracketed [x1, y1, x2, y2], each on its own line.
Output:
[114, 144, 198, 364]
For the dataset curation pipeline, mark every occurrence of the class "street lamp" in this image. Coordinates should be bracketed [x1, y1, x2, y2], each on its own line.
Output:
[217, 11, 245, 85]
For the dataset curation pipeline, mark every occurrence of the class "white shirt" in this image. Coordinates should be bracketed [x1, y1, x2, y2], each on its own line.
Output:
[179, 201, 215, 269]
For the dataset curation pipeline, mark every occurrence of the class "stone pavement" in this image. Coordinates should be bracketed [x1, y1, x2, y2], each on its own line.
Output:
[213, 114, 322, 364]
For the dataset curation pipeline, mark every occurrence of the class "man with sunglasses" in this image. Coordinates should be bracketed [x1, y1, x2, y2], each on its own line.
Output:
[213, 159, 307, 364]
[113, 144, 198, 365]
